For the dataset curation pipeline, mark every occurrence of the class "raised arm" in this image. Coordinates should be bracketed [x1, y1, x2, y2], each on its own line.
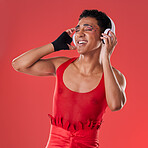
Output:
[11, 29, 76, 77]
[12, 43, 58, 76]
[11, 43, 71, 77]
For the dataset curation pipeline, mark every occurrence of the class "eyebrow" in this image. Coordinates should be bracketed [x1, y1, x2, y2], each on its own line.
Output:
[75, 24, 93, 29]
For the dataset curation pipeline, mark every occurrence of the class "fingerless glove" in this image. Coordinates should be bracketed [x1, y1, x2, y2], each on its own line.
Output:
[52, 31, 72, 51]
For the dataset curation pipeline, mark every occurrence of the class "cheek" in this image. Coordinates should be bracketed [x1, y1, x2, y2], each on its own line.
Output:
[90, 30, 100, 39]
[88, 33, 100, 43]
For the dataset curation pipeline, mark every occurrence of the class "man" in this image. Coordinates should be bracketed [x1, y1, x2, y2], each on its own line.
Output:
[12, 9, 126, 148]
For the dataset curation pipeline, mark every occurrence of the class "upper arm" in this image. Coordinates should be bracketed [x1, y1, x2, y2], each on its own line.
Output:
[112, 67, 127, 106]
[112, 67, 127, 91]
[13, 56, 70, 77]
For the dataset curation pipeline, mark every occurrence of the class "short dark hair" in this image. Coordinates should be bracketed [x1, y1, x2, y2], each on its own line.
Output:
[79, 9, 111, 33]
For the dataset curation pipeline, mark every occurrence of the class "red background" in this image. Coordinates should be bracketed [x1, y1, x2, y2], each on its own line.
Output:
[0, 0, 148, 147]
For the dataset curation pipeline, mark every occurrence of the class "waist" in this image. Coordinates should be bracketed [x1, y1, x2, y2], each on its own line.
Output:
[47, 124, 100, 148]
[48, 114, 103, 132]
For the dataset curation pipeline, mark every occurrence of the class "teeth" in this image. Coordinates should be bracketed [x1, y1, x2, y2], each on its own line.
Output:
[78, 41, 87, 44]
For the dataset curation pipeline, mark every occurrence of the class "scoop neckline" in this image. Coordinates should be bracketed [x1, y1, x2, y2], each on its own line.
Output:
[61, 57, 104, 94]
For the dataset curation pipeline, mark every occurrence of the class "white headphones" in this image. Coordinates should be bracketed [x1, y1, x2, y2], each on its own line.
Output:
[72, 16, 116, 45]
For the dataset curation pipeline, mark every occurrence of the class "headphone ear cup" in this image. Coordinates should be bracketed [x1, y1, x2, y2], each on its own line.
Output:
[103, 28, 114, 42]
[73, 33, 76, 46]
[104, 28, 111, 35]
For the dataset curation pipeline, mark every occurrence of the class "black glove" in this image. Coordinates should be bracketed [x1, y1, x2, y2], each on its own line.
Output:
[51, 31, 72, 51]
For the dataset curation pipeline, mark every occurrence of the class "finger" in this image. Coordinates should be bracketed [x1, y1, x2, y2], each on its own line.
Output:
[66, 29, 73, 35]
[70, 29, 73, 34]
[108, 36, 112, 45]
[102, 33, 112, 45]
[67, 44, 77, 50]
[66, 28, 75, 36]
[109, 30, 115, 37]
[103, 33, 112, 45]
[65, 29, 71, 35]
[67, 44, 71, 49]
[109, 31, 117, 44]
[100, 36, 109, 45]
[70, 46, 77, 50]
[71, 28, 76, 32]
[70, 28, 76, 35]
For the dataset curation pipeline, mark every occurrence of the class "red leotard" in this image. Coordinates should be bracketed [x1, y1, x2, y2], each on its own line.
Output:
[46, 57, 108, 148]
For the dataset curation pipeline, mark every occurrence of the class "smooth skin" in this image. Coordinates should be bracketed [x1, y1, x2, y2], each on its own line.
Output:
[12, 17, 126, 111]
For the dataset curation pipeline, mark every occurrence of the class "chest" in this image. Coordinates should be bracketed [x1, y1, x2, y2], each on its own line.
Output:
[62, 65, 103, 93]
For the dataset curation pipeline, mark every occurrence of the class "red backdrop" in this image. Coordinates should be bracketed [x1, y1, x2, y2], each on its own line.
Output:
[0, 0, 148, 147]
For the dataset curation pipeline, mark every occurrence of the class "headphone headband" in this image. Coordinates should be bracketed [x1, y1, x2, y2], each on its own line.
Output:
[107, 16, 115, 34]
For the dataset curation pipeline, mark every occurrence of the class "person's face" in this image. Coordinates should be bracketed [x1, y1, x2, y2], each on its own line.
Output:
[75, 17, 102, 54]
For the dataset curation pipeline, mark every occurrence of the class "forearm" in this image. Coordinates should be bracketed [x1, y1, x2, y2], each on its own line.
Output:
[102, 57, 124, 111]
[12, 43, 54, 69]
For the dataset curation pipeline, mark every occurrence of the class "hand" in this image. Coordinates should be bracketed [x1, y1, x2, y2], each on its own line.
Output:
[66, 28, 77, 50]
[100, 30, 117, 63]
[65, 28, 75, 36]
[51, 31, 73, 51]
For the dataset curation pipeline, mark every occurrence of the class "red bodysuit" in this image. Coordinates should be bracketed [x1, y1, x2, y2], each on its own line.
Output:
[46, 57, 108, 148]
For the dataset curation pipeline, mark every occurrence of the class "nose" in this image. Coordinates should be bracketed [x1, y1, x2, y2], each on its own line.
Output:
[76, 29, 85, 38]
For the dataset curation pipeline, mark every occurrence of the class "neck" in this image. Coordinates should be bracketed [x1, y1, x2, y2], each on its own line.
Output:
[74, 48, 103, 76]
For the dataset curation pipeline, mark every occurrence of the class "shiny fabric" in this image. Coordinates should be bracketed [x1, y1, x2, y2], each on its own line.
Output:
[46, 124, 100, 148]
[46, 57, 108, 147]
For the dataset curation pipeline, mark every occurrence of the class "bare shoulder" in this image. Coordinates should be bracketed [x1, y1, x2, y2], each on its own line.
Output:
[112, 66, 127, 91]
[48, 56, 71, 71]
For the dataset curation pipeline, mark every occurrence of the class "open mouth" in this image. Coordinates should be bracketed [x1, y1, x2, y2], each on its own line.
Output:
[77, 40, 88, 46]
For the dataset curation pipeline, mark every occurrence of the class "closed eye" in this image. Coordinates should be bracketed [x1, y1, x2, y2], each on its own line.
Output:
[84, 27, 93, 31]
[75, 27, 93, 32]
